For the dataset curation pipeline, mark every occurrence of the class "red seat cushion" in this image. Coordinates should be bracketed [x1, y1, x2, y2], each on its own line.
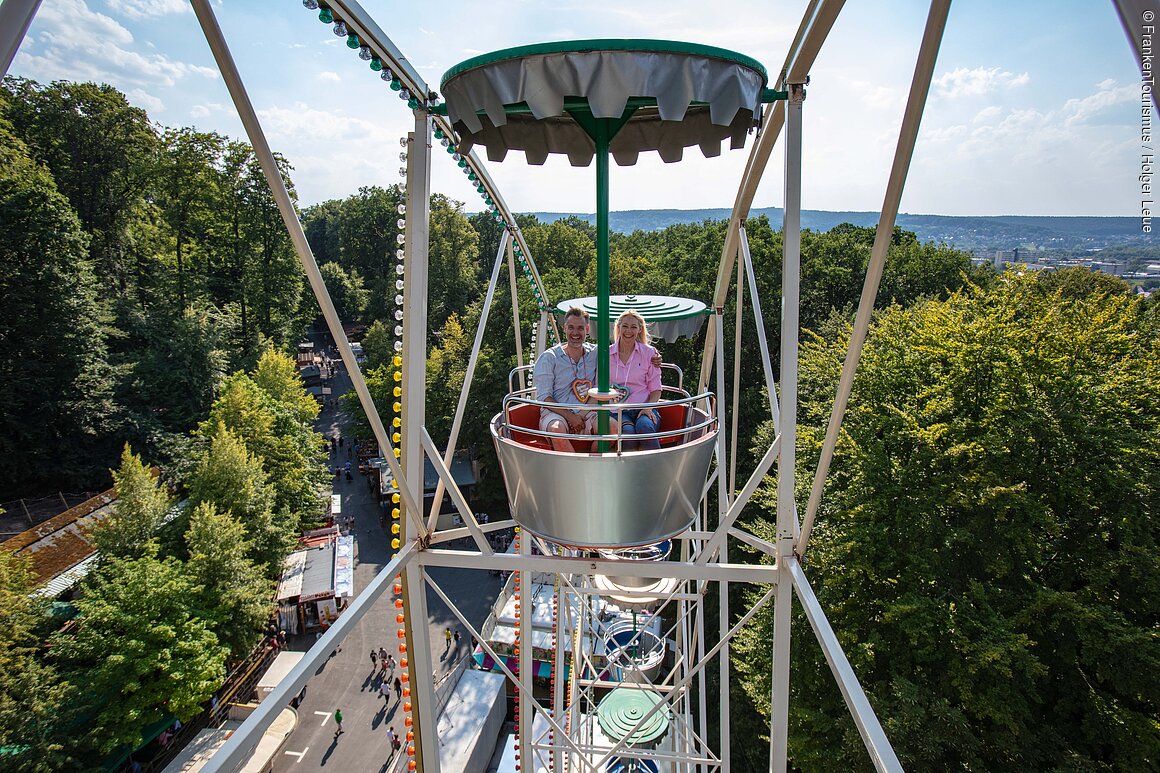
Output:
[656, 404, 687, 446]
[507, 404, 549, 449]
[507, 403, 685, 451]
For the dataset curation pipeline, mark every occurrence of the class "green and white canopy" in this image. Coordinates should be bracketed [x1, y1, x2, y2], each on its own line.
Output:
[440, 39, 768, 166]
[556, 294, 709, 343]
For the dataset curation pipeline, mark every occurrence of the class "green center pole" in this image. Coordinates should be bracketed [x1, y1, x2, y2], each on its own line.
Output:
[595, 118, 611, 449]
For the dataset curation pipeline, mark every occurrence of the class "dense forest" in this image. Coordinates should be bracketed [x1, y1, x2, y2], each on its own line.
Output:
[0, 78, 1156, 770]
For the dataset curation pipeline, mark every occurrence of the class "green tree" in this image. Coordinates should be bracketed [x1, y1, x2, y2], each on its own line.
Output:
[90, 445, 172, 560]
[0, 551, 70, 772]
[185, 501, 273, 657]
[0, 121, 115, 494]
[335, 185, 404, 322]
[51, 548, 226, 759]
[734, 269, 1160, 771]
[154, 128, 224, 308]
[252, 348, 319, 428]
[187, 421, 288, 577]
[201, 357, 326, 543]
[119, 303, 233, 448]
[428, 194, 481, 329]
[318, 261, 368, 322]
[360, 319, 397, 372]
[1, 77, 157, 296]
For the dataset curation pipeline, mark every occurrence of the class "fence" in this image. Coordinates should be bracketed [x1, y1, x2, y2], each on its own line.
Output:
[0, 491, 103, 537]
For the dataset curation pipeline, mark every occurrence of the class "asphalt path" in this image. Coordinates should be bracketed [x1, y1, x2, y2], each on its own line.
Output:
[271, 338, 503, 772]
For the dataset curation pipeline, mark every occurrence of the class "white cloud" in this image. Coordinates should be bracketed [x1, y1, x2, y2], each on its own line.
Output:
[1060, 81, 1136, 126]
[17, 0, 216, 89]
[190, 102, 227, 118]
[104, 0, 189, 19]
[973, 105, 1002, 124]
[934, 66, 1030, 98]
[125, 87, 163, 113]
[318, 71, 342, 83]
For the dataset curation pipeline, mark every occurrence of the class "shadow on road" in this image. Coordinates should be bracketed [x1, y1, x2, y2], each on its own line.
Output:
[320, 734, 340, 766]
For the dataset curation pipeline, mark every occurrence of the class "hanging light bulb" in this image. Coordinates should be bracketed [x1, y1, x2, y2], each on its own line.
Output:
[398, 166, 406, 177]
[398, 152, 407, 163]
[394, 294, 404, 306]
[396, 233, 406, 245]
[397, 203, 406, 214]
[440, 137, 450, 148]
[302, 0, 318, 8]
[346, 34, 361, 49]
[399, 88, 411, 101]
[395, 264, 405, 275]
[394, 325, 403, 336]
[396, 218, 405, 229]
[395, 248, 404, 259]
[394, 310, 404, 321]
[395, 279, 404, 290]
[394, 340, 403, 351]
[370, 56, 383, 71]
[359, 45, 373, 60]
[332, 20, 347, 36]
[317, 6, 333, 23]
[381, 69, 393, 82]
[390, 79, 402, 91]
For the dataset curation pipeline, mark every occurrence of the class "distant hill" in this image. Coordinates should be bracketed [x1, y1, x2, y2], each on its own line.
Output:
[529, 208, 1157, 251]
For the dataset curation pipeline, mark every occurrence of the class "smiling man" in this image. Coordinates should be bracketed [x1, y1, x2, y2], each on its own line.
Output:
[532, 307, 606, 452]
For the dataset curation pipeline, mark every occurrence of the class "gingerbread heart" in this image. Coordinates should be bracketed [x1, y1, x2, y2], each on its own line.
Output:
[572, 378, 593, 402]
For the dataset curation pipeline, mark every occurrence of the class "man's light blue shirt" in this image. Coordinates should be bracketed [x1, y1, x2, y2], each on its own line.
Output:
[533, 342, 597, 406]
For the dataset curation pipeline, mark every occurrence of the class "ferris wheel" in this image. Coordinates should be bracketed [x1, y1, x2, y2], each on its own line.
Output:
[0, 0, 1148, 771]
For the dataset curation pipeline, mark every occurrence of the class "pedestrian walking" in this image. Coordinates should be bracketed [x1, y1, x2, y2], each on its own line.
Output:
[444, 627, 452, 651]
[333, 709, 344, 737]
[387, 726, 400, 756]
[394, 676, 402, 698]
[370, 649, 378, 669]
[379, 678, 390, 702]
[453, 630, 461, 648]
[385, 653, 397, 673]
[378, 647, 388, 668]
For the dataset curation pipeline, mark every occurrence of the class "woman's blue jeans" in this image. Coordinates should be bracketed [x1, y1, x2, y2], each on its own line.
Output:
[620, 408, 661, 451]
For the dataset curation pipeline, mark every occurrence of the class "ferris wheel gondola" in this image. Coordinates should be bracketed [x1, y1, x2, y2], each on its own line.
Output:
[441, 42, 771, 549]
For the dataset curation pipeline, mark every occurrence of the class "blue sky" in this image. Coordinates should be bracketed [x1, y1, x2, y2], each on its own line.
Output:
[9, 0, 1145, 217]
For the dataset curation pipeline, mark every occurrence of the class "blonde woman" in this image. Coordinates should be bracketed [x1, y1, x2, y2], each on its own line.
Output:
[610, 310, 662, 451]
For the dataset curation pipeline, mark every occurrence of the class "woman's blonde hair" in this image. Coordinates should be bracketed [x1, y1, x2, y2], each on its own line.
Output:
[615, 309, 651, 346]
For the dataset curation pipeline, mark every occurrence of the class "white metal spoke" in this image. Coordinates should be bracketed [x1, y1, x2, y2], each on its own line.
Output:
[420, 429, 492, 554]
[426, 230, 509, 528]
[798, 0, 952, 556]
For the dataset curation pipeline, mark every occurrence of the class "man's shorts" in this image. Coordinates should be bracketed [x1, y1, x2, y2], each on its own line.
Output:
[540, 407, 598, 434]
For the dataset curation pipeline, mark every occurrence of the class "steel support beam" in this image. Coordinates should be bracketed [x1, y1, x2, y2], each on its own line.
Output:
[770, 79, 805, 773]
[0, 0, 41, 77]
[426, 230, 508, 528]
[798, 0, 951, 556]
[205, 544, 418, 771]
[402, 112, 438, 773]
[788, 558, 903, 772]
[188, 0, 427, 539]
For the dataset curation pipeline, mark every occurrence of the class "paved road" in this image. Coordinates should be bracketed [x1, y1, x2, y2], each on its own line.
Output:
[271, 336, 503, 772]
